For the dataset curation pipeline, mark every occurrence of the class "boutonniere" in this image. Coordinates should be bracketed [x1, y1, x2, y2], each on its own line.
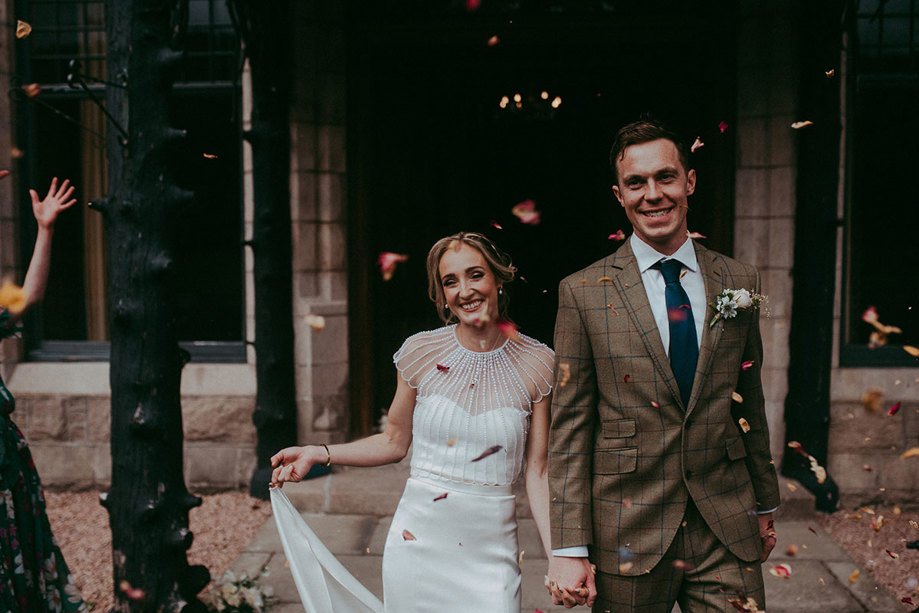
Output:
[710, 288, 766, 327]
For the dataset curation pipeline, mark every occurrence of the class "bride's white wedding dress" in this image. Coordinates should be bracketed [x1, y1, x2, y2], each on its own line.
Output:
[272, 325, 554, 613]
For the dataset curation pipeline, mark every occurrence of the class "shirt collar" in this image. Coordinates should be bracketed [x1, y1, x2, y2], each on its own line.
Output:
[629, 233, 699, 274]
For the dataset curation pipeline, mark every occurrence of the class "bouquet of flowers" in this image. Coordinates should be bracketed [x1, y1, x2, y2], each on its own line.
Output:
[710, 288, 766, 327]
[204, 570, 276, 613]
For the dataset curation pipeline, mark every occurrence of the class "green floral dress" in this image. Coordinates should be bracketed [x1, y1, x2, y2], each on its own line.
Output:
[0, 310, 85, 612]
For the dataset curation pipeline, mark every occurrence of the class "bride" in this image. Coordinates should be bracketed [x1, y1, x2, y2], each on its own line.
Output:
[270, 231, 556, 612]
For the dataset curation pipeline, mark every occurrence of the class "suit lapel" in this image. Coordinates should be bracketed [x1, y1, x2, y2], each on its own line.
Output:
[612, 243, 683, 406]
[686, 243, 725, 415]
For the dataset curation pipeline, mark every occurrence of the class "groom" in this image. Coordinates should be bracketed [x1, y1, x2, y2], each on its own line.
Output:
[546, 119, 781, 611]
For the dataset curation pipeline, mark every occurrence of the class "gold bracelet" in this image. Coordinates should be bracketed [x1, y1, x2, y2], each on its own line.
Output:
[321, 443, 331, 467]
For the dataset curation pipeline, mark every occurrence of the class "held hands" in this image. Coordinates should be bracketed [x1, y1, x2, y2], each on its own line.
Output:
[30, 177, 76, 229]
[270, 445, 321, 488]
[758, 512, 776, 562]
[546, 556, 597, 608]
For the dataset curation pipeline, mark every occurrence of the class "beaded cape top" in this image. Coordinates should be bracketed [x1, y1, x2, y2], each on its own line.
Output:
[393, 324, 554, 486]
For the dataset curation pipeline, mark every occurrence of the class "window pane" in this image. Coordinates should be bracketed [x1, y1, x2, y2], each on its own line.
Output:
[846, 85, 919, 348]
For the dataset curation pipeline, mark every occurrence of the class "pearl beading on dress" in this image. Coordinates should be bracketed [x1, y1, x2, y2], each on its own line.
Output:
[393, 325, 554, 486]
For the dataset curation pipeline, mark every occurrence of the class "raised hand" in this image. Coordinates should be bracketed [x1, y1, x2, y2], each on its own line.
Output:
[30, 177, 76, 229]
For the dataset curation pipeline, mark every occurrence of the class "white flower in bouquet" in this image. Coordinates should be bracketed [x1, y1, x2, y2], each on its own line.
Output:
[710, 288, 766, 327]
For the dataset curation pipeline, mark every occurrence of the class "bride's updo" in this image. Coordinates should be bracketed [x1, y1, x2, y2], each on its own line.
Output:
[426, 232, 516, 324]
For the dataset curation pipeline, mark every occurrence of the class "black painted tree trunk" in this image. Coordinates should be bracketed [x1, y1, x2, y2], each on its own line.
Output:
[228, 0, 298, 499]
[95, 0, 209, 610]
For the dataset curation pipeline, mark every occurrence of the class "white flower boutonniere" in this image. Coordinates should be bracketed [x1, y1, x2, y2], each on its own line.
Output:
[710, 288, 766, 327]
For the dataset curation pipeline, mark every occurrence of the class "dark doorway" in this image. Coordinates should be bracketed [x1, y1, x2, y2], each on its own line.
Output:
[348, 4, 738, 435]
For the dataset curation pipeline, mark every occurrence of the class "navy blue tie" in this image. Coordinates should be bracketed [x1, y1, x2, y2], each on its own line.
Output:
[654, 259, 699, 406]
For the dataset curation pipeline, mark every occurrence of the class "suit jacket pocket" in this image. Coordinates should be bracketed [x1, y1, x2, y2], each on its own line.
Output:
[595, 447, 638, 475]
[601, 418, 636, 439]
[726, 436, 747, 461]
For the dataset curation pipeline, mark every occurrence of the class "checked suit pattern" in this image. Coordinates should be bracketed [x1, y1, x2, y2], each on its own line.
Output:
[548, 240, 781, 576]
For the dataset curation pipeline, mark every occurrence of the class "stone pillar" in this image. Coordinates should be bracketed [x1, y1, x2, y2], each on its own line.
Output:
[290, 2, 350, 445]
[734, 1, 799, 459]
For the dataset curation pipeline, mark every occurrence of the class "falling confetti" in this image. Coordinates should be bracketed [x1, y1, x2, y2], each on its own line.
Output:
[304, 314, 325, 331]
[885, 549, 899, 559]
[769, 563, 792, 578]
[741, 360, 754, 371]
[825, 68, 836, 77]
[558, 362, 571, 388]
[904, 345, 919, 357]
[0, 281, 28, 314]
[511, 199, 540, 224]
[598, 276, 612, 283]
[202, 153, 218, 159]
[16, 20, 32, 39]
[651, 401, 660, 408]
[871, 515, 887, 532]
[518, 550, 525, 566]
[787, 441, 827, 483]
[888, 401, 901, 416]
[862, 464, 872, 472]
[687, 231, 707, 239]
[490, 220, 503, 230]
[10, 147, 24, 159]
[608, 229, 626, 241]
[785, 544, 798, 556]
[672, 559, 696, 571]
[433, 493, 448, 502]
[861, 306, 902, 348]
[487, 35, 500, 46]
[902, 447, 919, 460]
[718, 121, 728, 133]
[119, 580, 145, 600]
[21, 83, 41, 98]
[623, 374, 631, 383]
[690, 136, 704, 153]
[861, 388, 883, 412]
[786, 483, 798, 492]
[909, 520, 919, 532]
[377, 252, 408, 281]
[470, 445, 503, 462]
[732, 391, 744, 403]
[791, 120, 814, 129]
[446, 437, 456, 447]
[848, 569, 859, 583]
[497, 319, 521, 342]
[402, 529, 417, 541]
[619, 561, 634, 573]
[738, 417, 751, 433]
[808, 525, 817, 534]
[466, 0, 481, 10]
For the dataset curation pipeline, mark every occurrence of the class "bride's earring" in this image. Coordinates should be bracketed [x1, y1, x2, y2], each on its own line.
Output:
[498, 287, 503, 295]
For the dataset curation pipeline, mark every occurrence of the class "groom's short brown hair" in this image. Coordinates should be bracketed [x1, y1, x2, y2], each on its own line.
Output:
[609, 118, 690, 184]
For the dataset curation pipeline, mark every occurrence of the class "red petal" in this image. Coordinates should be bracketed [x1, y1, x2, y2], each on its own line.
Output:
[470, 445, 503, 462]
[377, 252, 409, 281]
[497, 319, 522, 342]
[436, 364, 450, 372]
[808, 525, 817, 534]
[718, 121, 728, 133]
[741, 360, 754, 370]
[887, 401, 901, 416]
[623, 374, 631, 383]
[490, 220, 503, 230]
[466, 0, 481, 10]
[651, 401, 660, 408]
[433, 493, 448, 502]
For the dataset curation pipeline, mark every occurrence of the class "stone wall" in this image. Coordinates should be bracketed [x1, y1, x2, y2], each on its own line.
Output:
[734, 0, 798, 461]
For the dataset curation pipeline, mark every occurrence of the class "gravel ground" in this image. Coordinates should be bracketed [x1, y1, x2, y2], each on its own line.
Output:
[815, 504, 919, 609]
[45, 490, 273, 611]
[44, 491, 918, 611]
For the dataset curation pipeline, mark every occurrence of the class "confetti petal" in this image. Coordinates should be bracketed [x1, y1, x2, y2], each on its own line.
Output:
[433, 493, 448, 502]
[446, 437, 456, 447]
[904, 345, 919, 357]
[785, 544, 798, 556]
[0, 280, 28, 314]
[402, 529, 416, 541]
[807, 525, 817, 534]
[119, 580, 145, 600]
[651, 401, 660, 409]
[497, 319, 521, 342]
[718, 121, 728, 133]
[690, 136, 704, 153]
[848, 569, 859, 583]
[487, 35, 500, 46]
[901, 447, 919, 460]
[470, 445, 503, 462]
[738, 417, 751, 433]
[825, 68, 836, 78]
[672, 559, 696, 571]
[741, 360, 754, 370]
[885, 549, 898, 559]
[202, 153, 218, 159]
[490, 220, 503, 230]
[861, 306, 879, 323]
[21, 83, 41, 98]
[377, 252, 408, 281]
[518, 550, 525, 565]
[888, 401, 901, 416]
[871, 515, 887, 532]
[687, 231, 707, 239]
[16, 20, 32, 39]
[769, 563, 792, 578]
[732, 391, 744, 403]
[619, 561, 634, 573]
[466, 0, 481, 10]
[791, 120, 814, 129]
[436, 363, 450, 372]
[598, 276, 612, 283]
[861, 388, 883, 412]
[558, 362, 571, 388]
[608, 229, 626, 241]
[623, 374, 631, 383]
[304, 314, 325, 331]
[787, 483, 798, 492]
[511, 199, 540, 224]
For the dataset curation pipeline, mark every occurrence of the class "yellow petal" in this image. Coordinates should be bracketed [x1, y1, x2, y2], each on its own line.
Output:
[903, 345, 919, 357]
[738, 417, 751, 433]
[901, 447, 919, 459]
[16, 20, 32, 39]
[731, 391, 744, 403]
[848, 569, 859, 583]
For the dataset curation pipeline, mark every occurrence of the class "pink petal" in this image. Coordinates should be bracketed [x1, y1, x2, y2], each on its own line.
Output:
[377, 252, 408, 281]
[466, 0, 481, 10]
[497, 319, 522, 342]
[741, 360, 754, 370]
[490, 220, 504, 230]
[687, 231, 707, 239]
[608, 229, 626, 241]
[511, 199, 541, 225]
[888, 401, 901, 416]
[718, 121, 728, 133]
[861, 306, 879, 323]
[691, 136, 704, 153]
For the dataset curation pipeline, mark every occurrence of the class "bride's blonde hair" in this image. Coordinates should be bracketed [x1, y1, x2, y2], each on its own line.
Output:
[426, 232, 516, 324]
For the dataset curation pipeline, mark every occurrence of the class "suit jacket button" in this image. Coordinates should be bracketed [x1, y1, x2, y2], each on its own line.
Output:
[685, 470, 693, 479]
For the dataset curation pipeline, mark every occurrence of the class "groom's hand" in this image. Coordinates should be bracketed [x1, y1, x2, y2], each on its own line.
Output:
[547, 556, 596, 608]
[758, 512, 777, 561]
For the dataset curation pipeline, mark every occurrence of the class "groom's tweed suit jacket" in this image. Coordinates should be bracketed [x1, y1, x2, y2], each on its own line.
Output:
[548, 240, 781, 574]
